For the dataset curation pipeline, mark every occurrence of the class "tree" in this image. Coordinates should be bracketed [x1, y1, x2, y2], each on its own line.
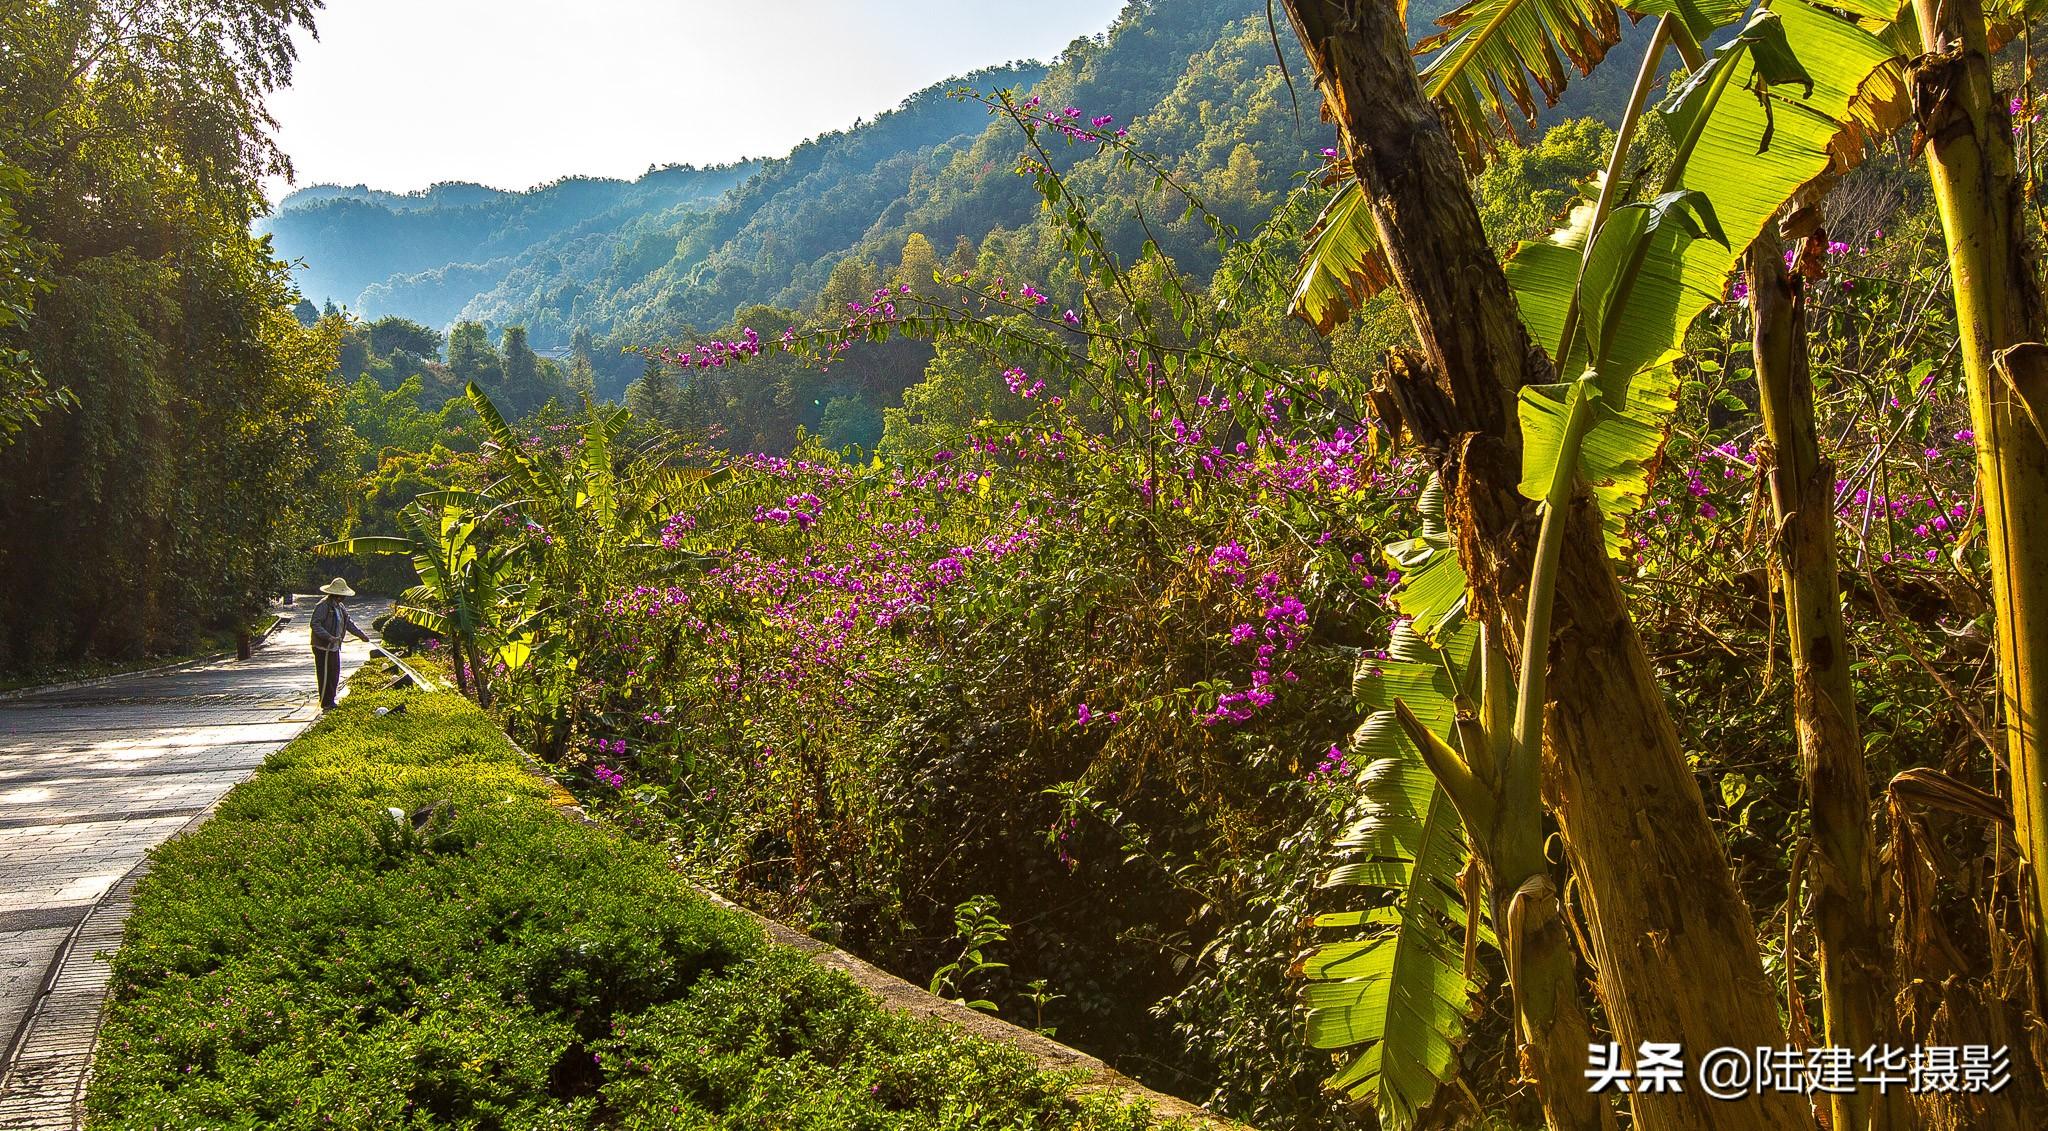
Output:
[446, 321, 503, 390]
[0, 160, 63, 446]
[893, 232, 941, 291]
[1279, 3, 1818, 1128]
[500, 324, 544, 415]
[1911, 0, 2048, 992]
[337, 321, 371, 379]
[340, 375, 449, 471]
[369, 316, 442, 361]
[879, 334, 1030, 458]
[817, 395, 882, 452]
[1202, 143, 1273, 226]
[624, 355, 678, 425]
[566, 355, 597, 403]
[0, 0, 344, 669]
[816, 256, 881, 318]
[293, 298, 320, 326]
[1744, 225, 1906, 1131]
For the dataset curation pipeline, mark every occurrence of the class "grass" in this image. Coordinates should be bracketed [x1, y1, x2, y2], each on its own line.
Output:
[87, 662, 1181, 1130]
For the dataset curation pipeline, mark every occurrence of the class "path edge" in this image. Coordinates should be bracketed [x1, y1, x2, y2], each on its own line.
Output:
[0, 612, 289, 704]
[0, 615, 366, 1128]
[0, 800, 228, 1127]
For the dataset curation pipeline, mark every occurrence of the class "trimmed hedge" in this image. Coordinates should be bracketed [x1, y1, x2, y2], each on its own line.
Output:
[87, 666, 1175, 1129]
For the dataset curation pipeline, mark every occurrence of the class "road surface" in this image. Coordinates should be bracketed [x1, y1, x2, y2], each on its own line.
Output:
[0, 599, 385, 1127]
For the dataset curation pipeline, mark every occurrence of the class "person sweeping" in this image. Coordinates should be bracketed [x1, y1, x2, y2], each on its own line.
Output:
[310, 577, 370, 710]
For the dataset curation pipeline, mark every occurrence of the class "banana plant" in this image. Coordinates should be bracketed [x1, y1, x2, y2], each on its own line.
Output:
[318, 499, 525, 706]
[1299, 485, 1492, 1128]
[1905, 0, 2048, 995]
[1313, 195, 1722, 1129]
[1308, 1, 1906, 559]
[1416, 0, 1756, 165]
[460, 382, 727, 755]
[1294, 4, 1914, 1128]
[1307, 478, 1618, 1129]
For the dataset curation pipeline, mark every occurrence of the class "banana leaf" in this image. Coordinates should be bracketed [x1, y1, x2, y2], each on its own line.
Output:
[1417, 0, 1749, 167]
[1291, 179, 1393, 333]
[1502, 0, 1906, 556]
[1307, 618, 1484, 1128]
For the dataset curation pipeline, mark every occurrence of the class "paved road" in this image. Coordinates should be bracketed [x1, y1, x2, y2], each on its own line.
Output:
[0, 599, 385, 1126]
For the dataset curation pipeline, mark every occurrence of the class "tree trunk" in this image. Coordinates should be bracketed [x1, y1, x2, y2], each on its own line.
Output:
[1279, 4, 1812, 1128]
[1913, 0, 2048, 988]
[470, 637, 492, 709]
[1487, 863, 1616, 1131]
[1747, 231, 1904, 1131]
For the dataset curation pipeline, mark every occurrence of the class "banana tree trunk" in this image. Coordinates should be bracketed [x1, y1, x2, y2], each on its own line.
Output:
[1913, 0, 2048, 987]
[470, 636, 493, 709]
[1403, 633, 1615, 1131]
[1279, 4, 1812, 1129]
[450, 634, 471, 696]
[1746, 231, 1904, 1131]
[1486, 856, 1615, 1131]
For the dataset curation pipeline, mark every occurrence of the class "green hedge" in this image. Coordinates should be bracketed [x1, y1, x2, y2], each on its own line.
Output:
[87, 667, 1175, 1130]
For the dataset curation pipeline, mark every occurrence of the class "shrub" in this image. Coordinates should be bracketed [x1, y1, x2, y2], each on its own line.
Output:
[87, 666, 1176, 1130]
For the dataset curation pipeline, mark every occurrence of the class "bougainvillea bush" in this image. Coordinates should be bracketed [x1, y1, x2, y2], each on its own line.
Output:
[356, 95, 2011, 1129]
[514, 376, 1436, 1090]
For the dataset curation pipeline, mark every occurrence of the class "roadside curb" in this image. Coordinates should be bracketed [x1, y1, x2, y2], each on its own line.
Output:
[0, 799, 229, 1129]
[0, 611, 290, 704]
[0, 617, 378, 1128]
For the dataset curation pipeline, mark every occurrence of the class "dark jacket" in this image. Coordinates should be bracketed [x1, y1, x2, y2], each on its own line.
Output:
[311, 598, 369, 652]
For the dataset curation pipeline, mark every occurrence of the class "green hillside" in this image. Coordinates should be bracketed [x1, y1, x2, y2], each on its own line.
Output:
[257, 164, 760, 325]
[264, 0, 1650, 389]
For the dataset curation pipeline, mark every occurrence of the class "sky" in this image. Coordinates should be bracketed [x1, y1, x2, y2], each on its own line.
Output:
[265, 0, 1130, 200]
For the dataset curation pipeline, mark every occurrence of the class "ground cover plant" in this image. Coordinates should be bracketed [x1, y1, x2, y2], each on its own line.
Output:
[87, 662, 1179, 1130]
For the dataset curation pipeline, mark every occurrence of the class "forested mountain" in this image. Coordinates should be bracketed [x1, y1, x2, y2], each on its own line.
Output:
[266, 0, 1646, 380]
[258, 163, 760, 326]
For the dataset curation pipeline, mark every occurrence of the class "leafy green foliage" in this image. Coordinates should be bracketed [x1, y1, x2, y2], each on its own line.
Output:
[88, 672, 1175, 1130]
[1416, 0, 1626, 166]
[1295, 475, 1484, 1125]
[1500, 2, 1907, 556]
[1291, 180, 1392, 334]
[1290, 116, 1617, 332]
[0, 0, 359, 672]
[0, 159, 62, 442]
[1510, 4, 1907, 383]
[1304, 620, 1483, 1127]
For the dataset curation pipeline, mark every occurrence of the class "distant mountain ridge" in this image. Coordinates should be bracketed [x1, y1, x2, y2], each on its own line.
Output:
[260, 0, 1296, 350]
[263, 0, 1646, 360]
[257, 162, 761, 322]
[275, 181, 518, 212]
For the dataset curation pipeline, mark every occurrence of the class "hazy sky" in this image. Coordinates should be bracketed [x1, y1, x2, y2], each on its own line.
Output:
[266, 0, 1129, 198]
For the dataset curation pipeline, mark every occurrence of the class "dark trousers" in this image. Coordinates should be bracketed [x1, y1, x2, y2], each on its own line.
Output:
[314, 647, 340, 708]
